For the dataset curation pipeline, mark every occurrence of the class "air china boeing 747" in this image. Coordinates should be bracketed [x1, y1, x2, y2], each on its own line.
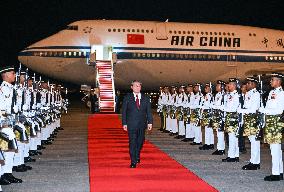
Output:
[18, 19, 284, 90]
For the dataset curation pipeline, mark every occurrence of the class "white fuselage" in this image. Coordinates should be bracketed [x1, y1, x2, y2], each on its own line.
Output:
[18, 20, 284, 90]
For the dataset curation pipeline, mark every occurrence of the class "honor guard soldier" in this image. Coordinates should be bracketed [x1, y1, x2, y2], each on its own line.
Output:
[259, 72, 284, 181]
[175, 86, 186, 139]
[0, 65, 23, 184]
[190, 83, 203, 145]
[222, 78, 240, 162]
[199, 83, 214, 150]
[168, 86, 178, 136]
[212, 80, 226, 155]
[158, 87, 169, 132]
[238, 77, 260, 170]
[164, 87, 173, 133]
[238, 83, 248, 154]
[182, 84, 195, 142]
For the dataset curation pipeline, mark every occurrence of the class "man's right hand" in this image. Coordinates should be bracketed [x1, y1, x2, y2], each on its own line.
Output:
[123, 125, 127, 131]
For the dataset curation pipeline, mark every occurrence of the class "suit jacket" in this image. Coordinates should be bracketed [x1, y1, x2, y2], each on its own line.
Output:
[122, 93, 153, 130]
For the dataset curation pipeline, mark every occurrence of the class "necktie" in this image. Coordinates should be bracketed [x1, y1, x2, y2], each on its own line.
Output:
[136, 94, 140, 109]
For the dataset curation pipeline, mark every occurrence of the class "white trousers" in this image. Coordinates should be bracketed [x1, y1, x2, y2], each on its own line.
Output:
[178, 121, 185, 136]
[204, 126, 214, 145]
[185, 123, 194, 138]
[270, 144, 283, 175]
[166, 117, 171, 132]
[14, 142, 24, 166]
[228, 133, 239, 158]
[171, 119, 178, 133]
[2, 152, 15, 173]
[30, 137, 38, 150]
[216, 130, 225, 150]
[193, 125, 202, 143]
[24, 142, 30, 158]
[248, 135, 260, 164]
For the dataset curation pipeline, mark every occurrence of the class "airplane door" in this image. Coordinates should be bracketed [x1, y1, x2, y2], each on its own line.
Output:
[156, 22, 168, 40]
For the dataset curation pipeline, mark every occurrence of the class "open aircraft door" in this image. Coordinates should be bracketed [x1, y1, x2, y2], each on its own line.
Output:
[156, 22, 168, 40]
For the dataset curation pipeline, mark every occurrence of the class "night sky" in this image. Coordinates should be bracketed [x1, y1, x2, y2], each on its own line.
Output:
[1, 0, 284, 66]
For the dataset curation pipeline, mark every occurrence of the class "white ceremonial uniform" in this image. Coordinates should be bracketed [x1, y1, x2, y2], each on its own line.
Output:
[238, 88, 260, 165]
[202, 92, 214, 146]
[185, 92, 195, 139]
[165, 93, 172, 132]
[171, 94, 178, 134]
[0, 81, 17, 175]
[190, 92, 203, 144]
[212, 91, 225, 151]
[260, 87, 284, 176]
[224, 90, 240, 159]
[176, 93, 187, 136]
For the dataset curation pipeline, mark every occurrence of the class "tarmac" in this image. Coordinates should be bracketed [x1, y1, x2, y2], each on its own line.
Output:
[3, 103, 284, 192]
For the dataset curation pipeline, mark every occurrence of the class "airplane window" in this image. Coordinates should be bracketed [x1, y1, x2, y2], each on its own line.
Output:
[192, 31, 195, 34]
[151, 30, 154, 33]
[187, 31, 190, 34]
[249, 33, 252, 36]
[108, 29, 111, 32]
[132, 29, 135, 32]
[141, 29, 144, 33]
[146, 30, 149, 33]
[253, 33, 256, 36]
[169, 30, 172, 34]
[118, 29, 121, 32]
[66, 25, 78, 30]
[196, 31, 199, 35]
[113, 29, 116, 32]
[174, 31, 177, 34]
[123, 29, 126, 32]
[178, 31, 181, 34]
[137, 29, 140, 32]
[183, 31, 186, 34]
[232, 33, 235, 36]
[127, 29, 131, 32]
[210, 32, 213, 35]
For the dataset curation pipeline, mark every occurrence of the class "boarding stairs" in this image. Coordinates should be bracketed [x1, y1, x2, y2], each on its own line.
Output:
[96, 61, 116, 113]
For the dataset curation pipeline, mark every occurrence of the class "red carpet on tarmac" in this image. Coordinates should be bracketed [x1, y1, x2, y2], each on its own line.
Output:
[88, 114, 218, 192]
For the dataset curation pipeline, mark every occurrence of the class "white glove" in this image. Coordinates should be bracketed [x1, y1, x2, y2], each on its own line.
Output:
[13, 106, 19, 114]
[22, 104, 28, 111]
[258, 107, 265, 113]
[32, 104, 36, 110]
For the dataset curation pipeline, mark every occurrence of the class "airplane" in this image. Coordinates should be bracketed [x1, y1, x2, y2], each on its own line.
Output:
[18, 19, 284, 90]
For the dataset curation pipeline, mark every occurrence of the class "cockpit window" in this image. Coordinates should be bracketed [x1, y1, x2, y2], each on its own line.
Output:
[65, 25, 78, 30]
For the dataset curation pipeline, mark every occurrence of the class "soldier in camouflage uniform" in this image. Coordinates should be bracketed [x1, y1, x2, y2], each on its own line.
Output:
[259, 73, 284, 181]
[238, 77, 260, 170]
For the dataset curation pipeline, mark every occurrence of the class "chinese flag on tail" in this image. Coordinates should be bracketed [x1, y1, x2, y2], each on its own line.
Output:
[127, 34, 145, 44]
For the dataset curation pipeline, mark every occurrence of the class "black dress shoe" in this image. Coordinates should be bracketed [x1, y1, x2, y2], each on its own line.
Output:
[199, 144, 209, 150]
[190, 142, 202, 145]
[264, 175, 280, 181]
[242, 163, 260, 170]
[22, 164, 32, 170]
[130, 163, 136, 168]
[222, 157, 239, 162]
[208, 144, 215, 150]
[169, 133, 175, 136]
[24, 157, 36, 163]
[0, 176, 11, 185]
[181, 138, 191, 142]
[174, 135, 183, 139]
[280, 173, 283, 180]
[58, 127, 64, 130]
[13, 165, 27, 172]
[136, 159, 140, 164]
[4, 173, 22, 183]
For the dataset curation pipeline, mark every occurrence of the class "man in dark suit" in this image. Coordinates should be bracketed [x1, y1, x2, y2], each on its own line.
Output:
[122, 80, 153, 168]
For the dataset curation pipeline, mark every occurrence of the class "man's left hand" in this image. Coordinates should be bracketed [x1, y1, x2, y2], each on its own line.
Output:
[147, 124, 152, 131]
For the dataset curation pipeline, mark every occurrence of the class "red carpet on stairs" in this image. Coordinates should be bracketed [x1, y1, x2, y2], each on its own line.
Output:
[88, 114, 218, 192]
